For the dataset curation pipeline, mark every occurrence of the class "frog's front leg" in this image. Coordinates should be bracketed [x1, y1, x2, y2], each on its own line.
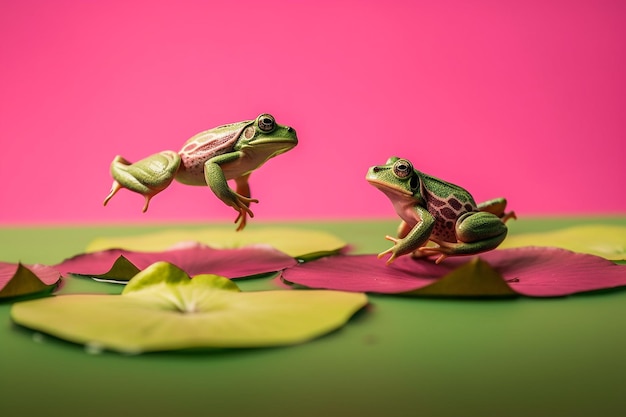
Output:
[419, 211, 508, 264]
[477, 198, 516, 223]
[378, 206, 435, 265]
[204, 153, 259, 231]
[103, 151, 181, 212]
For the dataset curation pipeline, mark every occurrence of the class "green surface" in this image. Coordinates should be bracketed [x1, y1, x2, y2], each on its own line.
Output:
[1, 217, 626, 417]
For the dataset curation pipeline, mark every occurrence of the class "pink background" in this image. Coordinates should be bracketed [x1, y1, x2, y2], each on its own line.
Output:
[1, 0, 625, 225]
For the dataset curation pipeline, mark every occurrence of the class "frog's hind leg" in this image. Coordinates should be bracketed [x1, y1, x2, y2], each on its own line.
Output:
[103, 151, 181, 212]
[477, 198, 517, 223]
[418, 211, 508, 263]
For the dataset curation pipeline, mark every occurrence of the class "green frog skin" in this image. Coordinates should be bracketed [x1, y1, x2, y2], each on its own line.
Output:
[103, 114, 298, 231]
[366, 157, 516, 264]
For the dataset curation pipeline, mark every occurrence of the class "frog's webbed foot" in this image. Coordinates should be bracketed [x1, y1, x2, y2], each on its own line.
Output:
[231, 194, 259, 231]
[375, 222, 414, 264]
[416, 244, 452, 264]
[103, 152, 181, 212]
[104, 181, 153, 213]
[501, 211, 517, 223]
[229, 174, 258, 231]
[378, 235, 420, 265]
[377, 236, 401, 265]
[417, 239, 503, 264]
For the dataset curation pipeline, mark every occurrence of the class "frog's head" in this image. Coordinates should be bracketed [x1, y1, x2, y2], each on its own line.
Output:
[235, 114, 298, 159]
[366, 156, 420, 199]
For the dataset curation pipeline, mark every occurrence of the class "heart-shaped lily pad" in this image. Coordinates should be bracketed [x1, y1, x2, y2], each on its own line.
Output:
[500, 225, 626, 260]
[281, 247, 626, 298]
[86, 227, 347, 260]
[11, 262, 367, 353]
[55, 244, 297, 281]
[0, 262, 61, 299]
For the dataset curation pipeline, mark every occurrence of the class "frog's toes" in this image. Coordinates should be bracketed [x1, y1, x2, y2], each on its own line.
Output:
[384, 235, 401, 245]
[103, 181, 122, 207]
[230, 194, 258, 215]
[417, 245, 451, 264]
[433, 254, 448, 264]
[230, 194, 259, 231]
[141, 195, 155, 213]
[234, 214, 247, 231]
[409, 249, 430, 260]
[377, 246, 398, 265]
[417, 245, 443, 255]
[103, 180, 157, 213]
[502, 211, 517, 223]
[234, 208, 253, 231]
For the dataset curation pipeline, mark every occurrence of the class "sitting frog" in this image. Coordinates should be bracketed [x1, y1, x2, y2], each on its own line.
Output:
[103, 114, 298, 231]
[366, 157, 516, 264]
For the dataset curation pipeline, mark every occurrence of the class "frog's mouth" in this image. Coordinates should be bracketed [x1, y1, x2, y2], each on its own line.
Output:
[366, 179, 414, 198]
[249, 138, 298, 157]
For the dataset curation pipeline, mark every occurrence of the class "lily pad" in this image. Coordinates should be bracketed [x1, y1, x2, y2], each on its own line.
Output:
[500, 225, 626, 260]
[281, 247, 626, 298]
[0, 262, 61, 299]
[86, 227, 347, 260]
[55, 244, 297, 281]
[402, 258, 517, 297]
[10, 262, 368, 353]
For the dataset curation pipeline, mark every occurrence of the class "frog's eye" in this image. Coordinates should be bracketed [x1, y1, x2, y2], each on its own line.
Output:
[392, 159, 413, 179]
[257, 114, 276, 132]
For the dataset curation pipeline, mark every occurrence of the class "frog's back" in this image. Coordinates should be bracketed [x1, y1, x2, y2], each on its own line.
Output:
[420, 173, 478, 242]
[176, 126, 244, 185]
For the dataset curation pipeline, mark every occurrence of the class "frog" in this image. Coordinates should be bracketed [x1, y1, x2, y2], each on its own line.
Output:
[366, 157, 516, 264]
[103, 114, 298, 231]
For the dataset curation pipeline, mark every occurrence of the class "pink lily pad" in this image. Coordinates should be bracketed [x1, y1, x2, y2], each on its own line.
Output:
[56, 244, 297, 281]
[281, 247, 626, 298]
[0, 262, 62, 299]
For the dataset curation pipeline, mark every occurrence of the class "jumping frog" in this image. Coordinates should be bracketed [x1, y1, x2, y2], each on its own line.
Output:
[103, 114, 298, 231]
[366, 157, 516, 264]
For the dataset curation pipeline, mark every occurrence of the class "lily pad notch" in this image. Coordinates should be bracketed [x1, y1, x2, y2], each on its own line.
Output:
[0, 262, 61, 299]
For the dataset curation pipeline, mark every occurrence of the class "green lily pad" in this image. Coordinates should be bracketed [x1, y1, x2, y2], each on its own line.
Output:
[500, 224, 626, 260]
[0, 262, 61, 299]
[86, 227, 347, 260]
[10, 262, 367, 353]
